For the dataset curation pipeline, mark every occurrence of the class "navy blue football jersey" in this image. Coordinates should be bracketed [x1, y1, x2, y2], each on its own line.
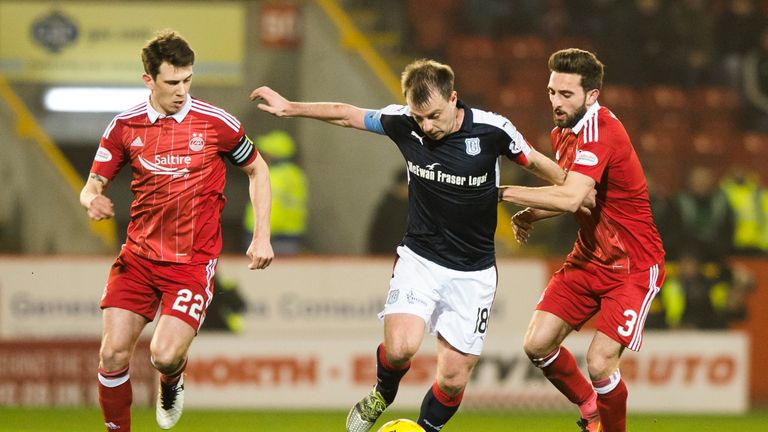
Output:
[365, 100, 531, 271]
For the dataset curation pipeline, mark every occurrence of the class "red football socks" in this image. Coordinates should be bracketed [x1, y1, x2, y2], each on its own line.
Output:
[537, 347, 595, 407]
[593, 370, 627, 432]
[98, 366, 132, 432]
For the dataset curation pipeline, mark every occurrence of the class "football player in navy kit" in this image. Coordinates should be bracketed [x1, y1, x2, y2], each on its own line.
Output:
[250, 59, 565, 432]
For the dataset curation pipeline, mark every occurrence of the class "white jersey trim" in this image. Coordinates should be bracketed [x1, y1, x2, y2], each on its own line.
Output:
[102, 102, 147, 139]
[191, 100, 240, 133]
[571, 102, 601, 135]
[472, 108, 531, 157]
[628, 264, 661, 351]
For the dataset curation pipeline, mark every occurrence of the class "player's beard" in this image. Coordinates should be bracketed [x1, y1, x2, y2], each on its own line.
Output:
[554, 103, 588, 129]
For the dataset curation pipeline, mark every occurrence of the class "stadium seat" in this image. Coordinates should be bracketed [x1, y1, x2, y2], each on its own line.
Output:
[739, 131, 768, 179]
[495, 35, 549, 63]
[636, 129, 692, 193]
[691, 86, 743, 131]
[446, 35, 501, 105]
[407, 0, 462, 56]
[549, 35, 597, 53]
[689, 127, 740, 173]
[490, 84, 551, 136]
[641, 85, 695, 133]
[600, 85, 643, 137]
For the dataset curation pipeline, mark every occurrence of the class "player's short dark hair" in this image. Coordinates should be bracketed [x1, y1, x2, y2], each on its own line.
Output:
[548, 48, 604, 92]
[141, 30, 195, 79]
[401, 59, 455, 108]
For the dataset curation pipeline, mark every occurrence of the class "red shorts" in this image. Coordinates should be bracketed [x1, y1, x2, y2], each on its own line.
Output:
[101, 247, 217, 331]
[537, 261, 665, 351]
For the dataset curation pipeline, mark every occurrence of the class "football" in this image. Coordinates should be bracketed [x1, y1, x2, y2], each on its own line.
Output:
[376, 418, 425, 432]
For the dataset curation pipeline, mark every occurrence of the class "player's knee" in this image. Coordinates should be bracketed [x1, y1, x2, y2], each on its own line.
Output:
[385, 341, 418, 365]
[523, 334, 557, 363]
[150, 350, 185, 375]
[586, 354, 615, 380]
[99, 345, 132, 370]
[436, 374, 467, 397]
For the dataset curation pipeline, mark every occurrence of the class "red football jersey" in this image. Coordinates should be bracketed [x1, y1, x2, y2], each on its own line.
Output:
[552, 103, 664, 273]
[90, 96, 257, 264]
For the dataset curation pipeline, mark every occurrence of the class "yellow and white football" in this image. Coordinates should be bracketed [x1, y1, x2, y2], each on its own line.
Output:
[376, 418, 425, 432]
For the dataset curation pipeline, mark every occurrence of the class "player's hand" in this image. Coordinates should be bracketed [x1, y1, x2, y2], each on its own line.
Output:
[249, 86, 290, 117]
[86, 195, 115, 221]
[511, 208, 536, 245]
[246, 238, 274, 270]
[582, 188, 597, 208]
[577, 188, 597, 216]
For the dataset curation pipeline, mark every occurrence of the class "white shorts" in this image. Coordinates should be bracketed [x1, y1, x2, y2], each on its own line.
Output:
[378, 245, 497, 355]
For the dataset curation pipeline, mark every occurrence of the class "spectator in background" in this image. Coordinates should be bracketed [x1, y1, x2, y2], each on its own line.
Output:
[650, 251, 754, 329]
[244, 130, 308, 255]
[644, 170, 675, 249]
[720, 167, 768, 255]
[367, 169, 409, 255]
[741, 26, 768, 131]
[669, 166, 734, 261]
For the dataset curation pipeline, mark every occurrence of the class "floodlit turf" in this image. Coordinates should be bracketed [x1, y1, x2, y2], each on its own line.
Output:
[1, 407, 767, 431]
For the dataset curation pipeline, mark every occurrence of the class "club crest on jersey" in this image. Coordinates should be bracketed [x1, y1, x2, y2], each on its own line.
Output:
[189, 132, 205, 152]
[465, 138, 481, 156]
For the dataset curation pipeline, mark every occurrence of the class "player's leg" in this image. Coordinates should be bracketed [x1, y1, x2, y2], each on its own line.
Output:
[151, 314, 196, 429]
[524, 310, 599, 430]
[526, 268, 602, 431]
[98, 307, 149, 432]
[589, 262, 664, 432]
[586, 332, 624, 432]
[417, 335, 479, 432]
[416, 258, 496, 431]
[152, 257, 216, 429]
[98, 250, 157, 432]
[379, 313, 426, 400]
[347, 246, 434, 432]
[346, 313, 426, 432]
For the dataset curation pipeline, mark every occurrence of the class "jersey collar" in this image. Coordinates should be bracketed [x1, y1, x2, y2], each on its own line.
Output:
[571, 101, 600, 135]
[146, 95, 191, 124]
[457, 99, 473, 133]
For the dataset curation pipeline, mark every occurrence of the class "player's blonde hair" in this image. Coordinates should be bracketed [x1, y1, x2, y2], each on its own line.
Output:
[401, 59, 455, 108]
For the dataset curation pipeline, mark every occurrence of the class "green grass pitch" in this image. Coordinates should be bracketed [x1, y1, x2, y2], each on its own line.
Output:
[1, 407, 766, 431]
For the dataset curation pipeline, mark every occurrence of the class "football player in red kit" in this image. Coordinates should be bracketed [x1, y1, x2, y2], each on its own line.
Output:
[80, 30, 273, 431]
[500, 49, 665, 432]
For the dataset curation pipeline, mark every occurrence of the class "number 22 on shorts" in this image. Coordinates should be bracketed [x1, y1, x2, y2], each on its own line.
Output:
[172, 288, 205, 321]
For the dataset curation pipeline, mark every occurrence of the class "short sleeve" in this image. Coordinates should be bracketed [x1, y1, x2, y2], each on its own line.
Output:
[90, 122, 128, 180]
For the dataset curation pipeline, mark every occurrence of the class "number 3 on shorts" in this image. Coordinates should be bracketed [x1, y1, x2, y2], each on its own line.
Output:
[172, 288, 205, 321]
[617, 309, 638, 337]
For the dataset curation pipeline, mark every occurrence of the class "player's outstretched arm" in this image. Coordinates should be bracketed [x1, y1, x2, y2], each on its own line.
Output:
[499, 171, 596, 214]
[242, 153, 274, 270]
[80, 173, 115, 221]
[249, 86, 369, 131]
